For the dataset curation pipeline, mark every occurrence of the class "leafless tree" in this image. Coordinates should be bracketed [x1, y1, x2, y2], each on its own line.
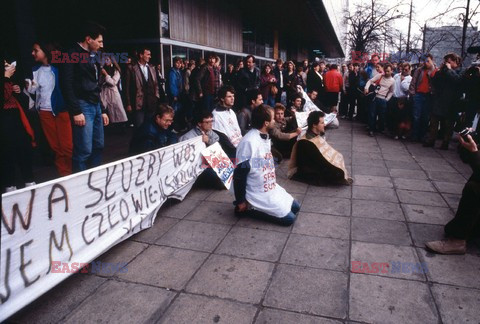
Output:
[344, 0, 407, 57]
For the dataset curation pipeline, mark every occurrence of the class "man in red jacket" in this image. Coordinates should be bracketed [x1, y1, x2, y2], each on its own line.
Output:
[323, 64, 343, 113]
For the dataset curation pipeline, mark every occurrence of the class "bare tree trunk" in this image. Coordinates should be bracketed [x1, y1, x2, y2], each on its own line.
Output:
[406, 0, 413, 53]
[461, 0, 471, 59]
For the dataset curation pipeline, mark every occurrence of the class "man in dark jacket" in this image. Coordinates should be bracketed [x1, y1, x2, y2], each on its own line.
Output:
[125, 47, 160, 128]
[426, 133, 480, 254]
[236, 55, 260, 108]
[129, 104, 177, 154]
[273, 59, 285, 103]
[62, 22, 109, 172]
[423, 53, 463, 149]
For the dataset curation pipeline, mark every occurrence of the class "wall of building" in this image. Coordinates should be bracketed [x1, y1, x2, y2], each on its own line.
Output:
[168, 0, 243, 52]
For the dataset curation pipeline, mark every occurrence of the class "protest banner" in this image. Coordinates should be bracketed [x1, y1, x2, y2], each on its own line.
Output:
[0, 136, 206, 321]
[201, 143, 235, 190]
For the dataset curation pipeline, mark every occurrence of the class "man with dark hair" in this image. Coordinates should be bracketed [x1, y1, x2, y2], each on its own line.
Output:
[129, 104, 177, 154]
[288, 111, 352, 185]
[423, 53, 463, 149]
[195, 54, 219, 111]
[273, 58, 285, 103]
[288, 93, 304, 116]
[125, 46, 160, 128]
[237, 89, 263, 135]
[180, 110, 219, 146]
[270, 104, 301, 159]
[408, 53, 437, 142]
[324, 64, 343, 113]
[234, 104, 300, 226]
[237, 55, 260, 108]
[62, 21, 109, 172]
[212, 85, 242, 158]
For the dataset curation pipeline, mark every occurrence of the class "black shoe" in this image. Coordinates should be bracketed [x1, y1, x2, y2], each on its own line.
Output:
[422, 141, 434, 147]
[368, 131, 374, 137]
[439, 142, 449, 150]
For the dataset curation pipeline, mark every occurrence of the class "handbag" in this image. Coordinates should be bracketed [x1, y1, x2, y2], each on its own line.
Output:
[270, 85, 279, 95]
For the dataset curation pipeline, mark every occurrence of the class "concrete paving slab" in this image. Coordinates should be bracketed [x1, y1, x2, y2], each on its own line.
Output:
[255, 308, 342, 324]
[301, 196, 351, 216]
[408, 223, 446, 247]
[397, 190, 448, 207]
[292, 212, 350, 239]
[433, 181, 465, 194]
[351, 241, 426, 281]
[389, 168, 428, 179]
[186, 254, 274, 304]
[156, 220, 230, 252]
[159, 293, 257, 324]
[402, 204, 454, 225]
[352, 218, 411, 246]
[117, 245, 208, 290]
[349, 274, 439, 324]
[64, 280, 175, 323]
[431, 284, 480, 324]
[418, 248, 480, 289]
[392, 178, 436, 192]
[352, 186, 398, 203]
[280, 234, 349, 271]
[352, 175, 393, 188]
[130, 216, 179, 244]
[351, 200, 404, 221]
[215, 226, 288, 262]
[184, 201, 237, 225]
[158, 198, 203, 219]
[263, 264, 348, 318]
[305, 185, 352, 198]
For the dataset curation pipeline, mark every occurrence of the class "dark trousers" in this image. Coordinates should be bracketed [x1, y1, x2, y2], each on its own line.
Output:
[347, 88, 357, 119]
[356, 88, 368, 123]
[445, 180, 480, 239]
[1, 109, 34, 189]
[368, 97, 387, 132]
[426, 114, 455, 145]
[339, 91, 348, 116]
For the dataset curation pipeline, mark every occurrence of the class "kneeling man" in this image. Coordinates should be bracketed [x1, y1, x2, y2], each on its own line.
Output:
[234, 104, 300, 225]
[288, 111, 352, 185]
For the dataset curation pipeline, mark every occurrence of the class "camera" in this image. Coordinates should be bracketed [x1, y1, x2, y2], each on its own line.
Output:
[459, 128, 478, 141]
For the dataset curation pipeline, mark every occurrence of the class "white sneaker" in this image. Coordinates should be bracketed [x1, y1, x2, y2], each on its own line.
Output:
[5, 186, 17, 192]
[25, 182, 36, 187]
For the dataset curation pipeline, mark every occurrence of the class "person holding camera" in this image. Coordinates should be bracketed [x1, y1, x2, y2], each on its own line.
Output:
[426, 132, 480, 254]
[423, 53, 463, 150]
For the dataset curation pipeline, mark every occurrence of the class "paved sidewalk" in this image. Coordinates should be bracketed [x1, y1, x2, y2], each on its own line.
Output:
[12, 120, 480, 323]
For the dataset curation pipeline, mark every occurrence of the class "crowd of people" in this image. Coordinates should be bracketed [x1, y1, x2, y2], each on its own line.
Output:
[3, 21, 479, 253]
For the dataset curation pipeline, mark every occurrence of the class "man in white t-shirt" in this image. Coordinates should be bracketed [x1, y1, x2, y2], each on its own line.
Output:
[233, 104, 300, 226]
[212, 85, 242, 158]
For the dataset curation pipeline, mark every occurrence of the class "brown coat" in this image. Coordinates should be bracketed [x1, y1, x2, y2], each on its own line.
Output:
[125, 63, 160, 111]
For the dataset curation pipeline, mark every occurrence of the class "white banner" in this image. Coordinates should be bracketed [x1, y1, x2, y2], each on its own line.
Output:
[0, 136, 206, 321]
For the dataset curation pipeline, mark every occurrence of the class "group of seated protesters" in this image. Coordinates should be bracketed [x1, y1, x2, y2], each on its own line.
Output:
[128, 84, 352, 225]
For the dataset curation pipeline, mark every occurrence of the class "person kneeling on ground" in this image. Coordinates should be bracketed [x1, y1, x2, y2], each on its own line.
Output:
[270, 103, 301, 160]
[233, 104, 300, 226]
[288, 111, 352, 185]
[425, 133, 480, 254]
[129, 104, 177, 154]
[180, 110, 224, 189]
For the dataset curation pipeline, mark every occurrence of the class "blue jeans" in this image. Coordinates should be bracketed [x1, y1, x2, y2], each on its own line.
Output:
[248, 200, 301, 226]
[266, 95, 275, 107]
[72, 100, 104, 172]
[368, 97, 387, 132]
[412, 93, 431, 141]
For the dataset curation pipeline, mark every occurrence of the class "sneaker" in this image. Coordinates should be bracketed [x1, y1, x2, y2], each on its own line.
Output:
[5, 186, 17, 193]
[394, 135, 399, 140]
[368, 131, 374, 137]
[425, 238, 466, 255]
[25, 182, 36, 187]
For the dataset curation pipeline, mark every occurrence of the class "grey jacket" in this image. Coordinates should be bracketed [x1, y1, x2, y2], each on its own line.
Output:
[179, 126, 219, 146]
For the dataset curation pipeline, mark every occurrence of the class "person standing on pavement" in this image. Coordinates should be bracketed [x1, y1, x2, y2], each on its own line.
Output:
[124, 47, 160, 128]
[408, 54, 437, 142]
[62, 21, 109, 172]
